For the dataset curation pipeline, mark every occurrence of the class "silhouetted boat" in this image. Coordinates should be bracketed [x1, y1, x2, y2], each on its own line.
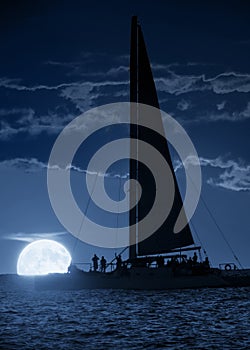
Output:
[35, 16, 250, 290]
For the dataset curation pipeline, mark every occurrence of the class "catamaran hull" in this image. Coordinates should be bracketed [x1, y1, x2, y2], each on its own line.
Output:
[34, 268, 250, 291]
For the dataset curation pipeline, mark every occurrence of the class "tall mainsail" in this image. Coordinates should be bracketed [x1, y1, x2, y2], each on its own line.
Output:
[129, 16, 194, 259]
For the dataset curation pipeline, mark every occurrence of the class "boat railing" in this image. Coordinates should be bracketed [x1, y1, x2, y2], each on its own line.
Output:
[73, 262, 117, 273]
[219, 263, 237, 271]
[73, 262, 92, 272]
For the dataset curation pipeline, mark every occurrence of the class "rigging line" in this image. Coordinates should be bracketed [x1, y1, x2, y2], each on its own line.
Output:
[106, 246, 129, 269]
[119, 245, 129, 256]
[113, 176, 129, 262]
[189, 220, 207, 257]
[115, 175, 122, 253]
[71, 172, 99, 257]
[199, 194, 244, 269]
[183, 166, 244, 269]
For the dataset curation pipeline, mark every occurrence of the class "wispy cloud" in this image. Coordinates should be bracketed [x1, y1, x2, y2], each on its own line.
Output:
[4, 231, 67, 243]
[206, 102, 250, 122]
[0, 158, 48, 172]
[0, 77, 76, 91]
[45, 53, 129, 77]
[2, 155, 249, 191]
[106, 65, 129, 76]
[0, 77, 128, 93]
[1, 62, 250, 140]
[0, 121, 24, 140]
[175, 156, 250, 192]
[177, 99, 191, 111]
[0, 108, 75, 140]
[0, 158, 129, 179]
[216, 101, 226, 111]
[178, 102, 250, 124]
[0, 107, 34, 117]
[207, 165, 250, 192]
[155, 71, 250, 95]
[1, 69, 250, 96]
[151, 62, 215, 72]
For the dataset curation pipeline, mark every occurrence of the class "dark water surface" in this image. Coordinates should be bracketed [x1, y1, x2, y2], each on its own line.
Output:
[0, 285, 249, 350]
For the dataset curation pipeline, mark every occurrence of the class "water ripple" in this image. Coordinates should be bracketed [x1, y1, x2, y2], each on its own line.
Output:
[0, 287, 249, 349]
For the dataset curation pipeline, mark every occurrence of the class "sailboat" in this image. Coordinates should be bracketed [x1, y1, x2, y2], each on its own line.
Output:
[34, 16, 250, 290]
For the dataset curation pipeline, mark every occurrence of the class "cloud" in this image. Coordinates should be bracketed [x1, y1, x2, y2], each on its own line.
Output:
[0, 108, 75, 140]
[0, 77, 76, 91]
[59, 84, 97, 112]
[0, 121, 24, 140]
[216, 101, 226, 110]
[106, 66, 129, 76]
[1, 62, 250, 139]
[206, 102, 250, 122]
[1, 69, 250, 97]
[175, 156, 250, 192]
[178, 102, 250, 124]
[0, 107, 34, 117]
[0, 75, 129, 94]
[0, 158, 129, 179]
[0, 73, 130, 139]
[45, 53, 129, 77]
[2, 155, 249, 192]
[177, 99, 191, 111]
[207, 165, 250, 192]
[4, 231, 67, 243]
[209, 72, 250, 94]
[151, 62, 214, 72]
[155, 71, 250, 96]
[0, 158, 48, 172]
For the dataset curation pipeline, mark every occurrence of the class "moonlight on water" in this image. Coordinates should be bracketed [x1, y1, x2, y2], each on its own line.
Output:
[17, 239, 71, 276]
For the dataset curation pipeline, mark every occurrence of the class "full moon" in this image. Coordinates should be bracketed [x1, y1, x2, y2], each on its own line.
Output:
[17, 239, 72, 276]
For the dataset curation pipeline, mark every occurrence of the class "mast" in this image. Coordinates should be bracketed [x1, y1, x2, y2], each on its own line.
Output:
[129, 16, 138, 259]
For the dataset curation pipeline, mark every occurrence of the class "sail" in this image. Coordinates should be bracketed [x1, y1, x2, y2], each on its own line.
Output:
[129, 16, 194, 258]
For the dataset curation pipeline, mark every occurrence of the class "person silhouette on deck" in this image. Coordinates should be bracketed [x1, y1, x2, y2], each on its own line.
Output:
[100, 256, 107, 273]
[156, 256, 164, 268]
[204, 256, 210, 268]
[192, 252, 198, 265]
[92, 254, 99, 272]
[115, 254, 122, 270]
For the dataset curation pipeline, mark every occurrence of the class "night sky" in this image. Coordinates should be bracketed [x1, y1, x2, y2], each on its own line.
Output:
[1, 0, 250, 274]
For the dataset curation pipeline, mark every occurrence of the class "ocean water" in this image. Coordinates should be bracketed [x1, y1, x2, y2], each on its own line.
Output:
[0, 284, 249, 350]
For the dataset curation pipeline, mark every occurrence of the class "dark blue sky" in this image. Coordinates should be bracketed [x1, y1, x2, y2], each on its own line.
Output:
[1, 0, 250, 273]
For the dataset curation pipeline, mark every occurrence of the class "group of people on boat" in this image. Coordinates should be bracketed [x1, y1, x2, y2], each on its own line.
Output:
[165, 252, 210, 271]
[90, 251, 210, 273]
[92, 254, 107, 272]
[92, 253, 123, 273]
